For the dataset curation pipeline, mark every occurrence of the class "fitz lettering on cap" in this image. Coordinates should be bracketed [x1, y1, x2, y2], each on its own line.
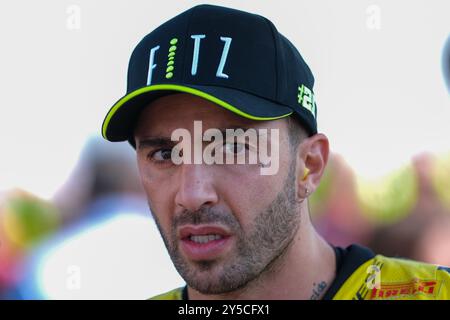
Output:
[146, 35, 233, 85]
[146, 45, 160, 86]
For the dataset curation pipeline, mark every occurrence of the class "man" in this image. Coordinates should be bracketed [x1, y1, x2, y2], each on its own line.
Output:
[101, 4, 450, 300]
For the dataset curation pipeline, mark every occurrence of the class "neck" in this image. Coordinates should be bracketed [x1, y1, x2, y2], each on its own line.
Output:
[187, 210, 337, 300]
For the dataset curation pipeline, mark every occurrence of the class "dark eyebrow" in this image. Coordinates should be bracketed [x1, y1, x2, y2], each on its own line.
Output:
[202, 127, 254, 142]
[136, 137, 175, 150]
[136, 126, 259, 150]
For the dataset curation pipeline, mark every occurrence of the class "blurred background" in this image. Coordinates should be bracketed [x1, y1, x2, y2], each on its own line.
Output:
[0, 0, 449, 299]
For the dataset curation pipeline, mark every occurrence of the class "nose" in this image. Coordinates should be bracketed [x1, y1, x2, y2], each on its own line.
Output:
[175, 164, 219, 212]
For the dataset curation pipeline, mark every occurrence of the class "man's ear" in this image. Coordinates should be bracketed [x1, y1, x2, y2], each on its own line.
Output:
[295, 133, 330, 199]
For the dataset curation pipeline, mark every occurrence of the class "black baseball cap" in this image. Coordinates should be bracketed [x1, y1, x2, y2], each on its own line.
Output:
[101, 4, 318, 143]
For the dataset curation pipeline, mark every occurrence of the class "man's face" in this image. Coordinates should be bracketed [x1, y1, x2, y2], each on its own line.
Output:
[134, 93, 302, 294]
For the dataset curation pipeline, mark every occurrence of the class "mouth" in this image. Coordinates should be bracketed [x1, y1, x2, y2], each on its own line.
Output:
[188, 234, 224, 243]
[178, 225, 233, 261]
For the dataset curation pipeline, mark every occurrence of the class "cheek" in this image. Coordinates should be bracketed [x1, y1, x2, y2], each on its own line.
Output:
[137, 162, 176, 233]
[217, 165, 286, 228]
[145, 186, 174, 237]
[137, 157, 177, 194]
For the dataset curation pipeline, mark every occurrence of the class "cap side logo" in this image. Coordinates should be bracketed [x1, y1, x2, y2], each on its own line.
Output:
[298, 84, 317, 119]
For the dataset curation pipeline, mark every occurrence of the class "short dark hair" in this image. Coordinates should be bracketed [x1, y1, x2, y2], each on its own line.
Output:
[286, 115, 308, 152]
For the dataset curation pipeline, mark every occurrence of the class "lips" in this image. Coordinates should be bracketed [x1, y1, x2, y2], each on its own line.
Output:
[179, 225, 231, 239]
[178, 225, 233, 261]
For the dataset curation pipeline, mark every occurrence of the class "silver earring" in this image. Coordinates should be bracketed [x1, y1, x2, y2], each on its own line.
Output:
[305, 188, 309, 197]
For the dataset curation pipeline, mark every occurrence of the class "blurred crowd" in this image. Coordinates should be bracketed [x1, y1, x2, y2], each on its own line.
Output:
[0, 137, 149, 299]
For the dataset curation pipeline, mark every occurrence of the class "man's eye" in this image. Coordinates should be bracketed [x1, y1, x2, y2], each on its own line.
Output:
[224, 142, 247, 155]
[150, 148, 173, 161]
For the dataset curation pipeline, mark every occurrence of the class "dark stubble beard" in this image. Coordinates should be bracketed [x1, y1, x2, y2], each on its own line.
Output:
[151, 162, 301, 295]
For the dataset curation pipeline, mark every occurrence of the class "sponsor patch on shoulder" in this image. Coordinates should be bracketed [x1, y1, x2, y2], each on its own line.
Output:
[370, 279, 441, 300]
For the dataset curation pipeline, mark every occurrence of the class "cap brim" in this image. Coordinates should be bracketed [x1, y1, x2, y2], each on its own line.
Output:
[102, 84, 294, 142]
